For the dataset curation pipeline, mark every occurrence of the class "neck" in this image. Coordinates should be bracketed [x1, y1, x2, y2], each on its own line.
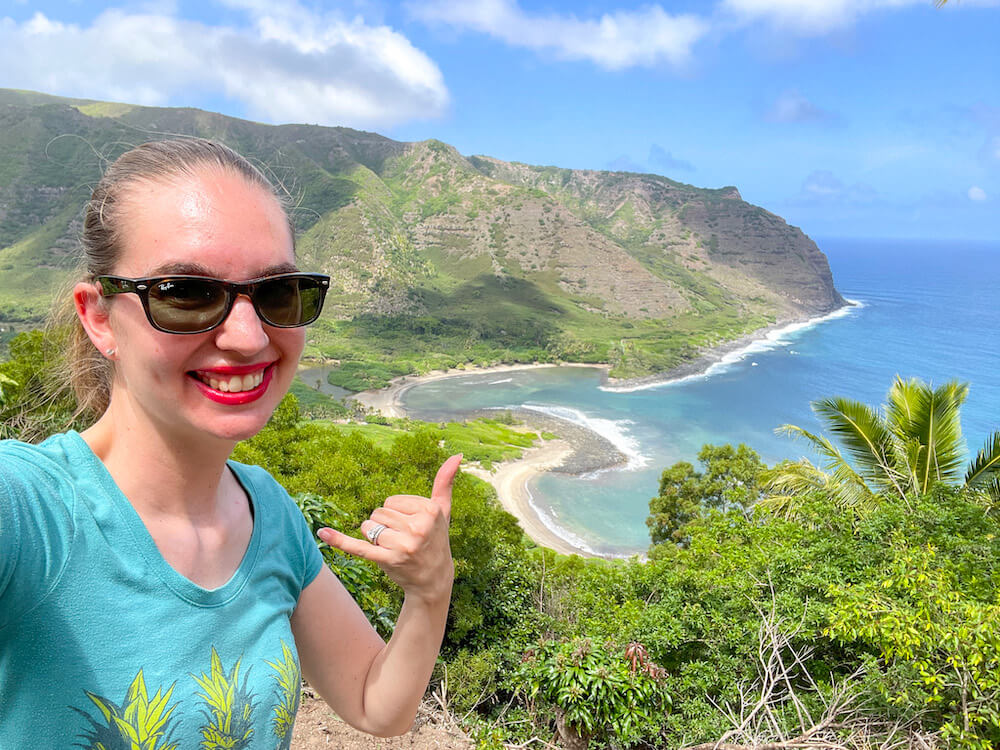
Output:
[81, 400, 238, 521]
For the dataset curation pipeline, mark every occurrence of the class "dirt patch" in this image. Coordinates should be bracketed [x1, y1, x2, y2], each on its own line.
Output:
[292, 690, 474, 750]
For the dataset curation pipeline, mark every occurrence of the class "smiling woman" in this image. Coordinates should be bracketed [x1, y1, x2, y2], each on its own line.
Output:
[0, 139, 458, 747]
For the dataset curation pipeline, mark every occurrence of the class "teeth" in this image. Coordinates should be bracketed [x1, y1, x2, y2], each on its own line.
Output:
[199, 370, 265, 393]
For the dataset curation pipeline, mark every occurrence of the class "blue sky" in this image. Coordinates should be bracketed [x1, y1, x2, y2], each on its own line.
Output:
[1, 0, 998, 241]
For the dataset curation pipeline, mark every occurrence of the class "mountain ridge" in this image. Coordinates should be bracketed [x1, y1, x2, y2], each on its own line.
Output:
[0, 88, 844, 380]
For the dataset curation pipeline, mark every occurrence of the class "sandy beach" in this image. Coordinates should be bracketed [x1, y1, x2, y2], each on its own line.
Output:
[462, 438, 592, 557]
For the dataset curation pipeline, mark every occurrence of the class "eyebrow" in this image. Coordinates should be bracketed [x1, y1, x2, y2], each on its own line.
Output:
[145, 262, 300, 278]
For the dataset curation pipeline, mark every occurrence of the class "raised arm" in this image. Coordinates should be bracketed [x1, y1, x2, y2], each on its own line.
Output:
[290, 454, 460, 736]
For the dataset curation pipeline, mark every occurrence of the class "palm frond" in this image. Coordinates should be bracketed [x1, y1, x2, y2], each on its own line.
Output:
[886, 375, 923, 437]
[913, 380, 967, 491]
[772, 427, 878, 509]
[965, 431, 1000, 491]
[986, 477, 1000, 505]
[760, 459, 828, 520]
[777, 423, 852, 466]
[809, 397, 908, 499]
[826, 457, 885, 513]
[895, 436, 924, 496]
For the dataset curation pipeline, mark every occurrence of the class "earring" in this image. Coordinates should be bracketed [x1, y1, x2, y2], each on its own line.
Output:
[105, 348, 116, 356]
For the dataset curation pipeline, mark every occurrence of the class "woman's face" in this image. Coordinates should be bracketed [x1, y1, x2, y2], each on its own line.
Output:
[102, 167, 305, 444]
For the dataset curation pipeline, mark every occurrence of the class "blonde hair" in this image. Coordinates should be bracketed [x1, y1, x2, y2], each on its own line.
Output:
[51, 138, 293, 418]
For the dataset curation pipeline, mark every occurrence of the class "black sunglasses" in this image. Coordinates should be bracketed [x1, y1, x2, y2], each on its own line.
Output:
[96, 273, 330, 334]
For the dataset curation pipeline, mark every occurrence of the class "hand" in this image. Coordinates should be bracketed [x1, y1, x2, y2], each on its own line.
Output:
[318, 454, 461, 603]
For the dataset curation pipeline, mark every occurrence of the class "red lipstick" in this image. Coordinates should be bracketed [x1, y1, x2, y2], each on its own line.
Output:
[189, 363, 276, 405]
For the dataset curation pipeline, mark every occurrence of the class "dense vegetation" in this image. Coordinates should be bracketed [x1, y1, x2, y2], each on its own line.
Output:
[3, 328, 999, 749]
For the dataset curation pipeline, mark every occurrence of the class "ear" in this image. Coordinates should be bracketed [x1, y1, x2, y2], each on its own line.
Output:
[73, 281, 117, 358]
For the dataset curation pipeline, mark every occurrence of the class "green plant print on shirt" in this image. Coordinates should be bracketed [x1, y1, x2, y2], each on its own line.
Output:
[265, 640, 300, 750]
[72, 670, 180, 750]
[191, 648, 258, 750]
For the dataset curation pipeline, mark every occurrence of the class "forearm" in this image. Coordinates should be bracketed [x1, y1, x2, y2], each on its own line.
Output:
[305, 455, 461, 736]
[359, 584, 452, 736]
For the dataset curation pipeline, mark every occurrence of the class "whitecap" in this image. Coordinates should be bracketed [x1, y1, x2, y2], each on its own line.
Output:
[519, 403, 650, 471]
[602, 299, 864, 393]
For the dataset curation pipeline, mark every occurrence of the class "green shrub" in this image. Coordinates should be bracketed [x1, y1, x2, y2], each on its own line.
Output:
[515, 637, 669, 748]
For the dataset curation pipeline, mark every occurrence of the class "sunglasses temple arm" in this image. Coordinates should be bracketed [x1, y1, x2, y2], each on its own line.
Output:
[98, 276, 139, 296]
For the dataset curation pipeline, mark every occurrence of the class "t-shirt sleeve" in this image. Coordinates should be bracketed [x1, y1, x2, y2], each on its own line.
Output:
[0, 444, 76, 630]
[230, 462, 324, 595]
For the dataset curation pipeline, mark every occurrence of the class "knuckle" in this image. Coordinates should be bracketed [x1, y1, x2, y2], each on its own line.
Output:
[401, 539, 420, 556]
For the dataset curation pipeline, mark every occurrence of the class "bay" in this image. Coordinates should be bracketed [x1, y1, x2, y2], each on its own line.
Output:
[400, 238, 1000, 557]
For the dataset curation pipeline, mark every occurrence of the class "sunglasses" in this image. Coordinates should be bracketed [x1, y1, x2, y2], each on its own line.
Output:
[96, 273, 330, 334]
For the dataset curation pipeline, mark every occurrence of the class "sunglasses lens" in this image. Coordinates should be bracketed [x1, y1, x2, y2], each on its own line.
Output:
[148, 278, 229, 333]
[256, 276, 324, 327]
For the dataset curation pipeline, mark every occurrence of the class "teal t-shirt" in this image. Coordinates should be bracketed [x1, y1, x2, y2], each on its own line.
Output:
[0, 431, 324, 749]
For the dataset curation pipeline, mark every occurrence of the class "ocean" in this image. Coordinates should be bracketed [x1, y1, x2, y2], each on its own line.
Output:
[399, 238, 1000, 557]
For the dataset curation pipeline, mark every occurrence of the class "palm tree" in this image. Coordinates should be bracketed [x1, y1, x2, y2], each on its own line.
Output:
[764, 376, 1000, 515]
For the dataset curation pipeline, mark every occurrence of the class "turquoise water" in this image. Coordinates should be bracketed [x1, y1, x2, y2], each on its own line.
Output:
[401, 238, 1000, 556]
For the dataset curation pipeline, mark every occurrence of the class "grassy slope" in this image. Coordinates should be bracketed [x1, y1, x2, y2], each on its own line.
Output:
[308, 414, 543, 470]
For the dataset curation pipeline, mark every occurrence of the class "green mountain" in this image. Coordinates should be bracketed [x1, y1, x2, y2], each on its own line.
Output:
[0, 88, 844, 380]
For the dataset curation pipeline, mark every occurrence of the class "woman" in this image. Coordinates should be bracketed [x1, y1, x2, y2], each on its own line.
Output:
[0, 139, 457, 747]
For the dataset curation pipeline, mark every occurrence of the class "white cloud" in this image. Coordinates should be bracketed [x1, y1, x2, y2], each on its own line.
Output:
[409, 0, 708, 70]
[722, 0, 1000, 35]
[0, 2, 448, 129]
[795, 169, 880, 205]
[968, 186, 988, 201]
[720, 0, 925, 35]
[766, 90, 839, 124]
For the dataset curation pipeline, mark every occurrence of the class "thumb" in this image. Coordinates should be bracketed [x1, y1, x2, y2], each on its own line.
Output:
[431, 454, 462, 518]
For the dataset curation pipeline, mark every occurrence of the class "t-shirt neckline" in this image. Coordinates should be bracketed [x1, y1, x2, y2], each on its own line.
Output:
[64, 430, 263, 607]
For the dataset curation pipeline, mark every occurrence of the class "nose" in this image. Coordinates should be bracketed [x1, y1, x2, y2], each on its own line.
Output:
[212, 293, 270, 355]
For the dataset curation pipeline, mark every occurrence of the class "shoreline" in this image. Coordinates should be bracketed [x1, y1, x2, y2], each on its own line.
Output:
[422, 405, 629, 558]
[463, 439, 593, 557]
[348, 301, 857, 557]
[602, 301, 860, 393]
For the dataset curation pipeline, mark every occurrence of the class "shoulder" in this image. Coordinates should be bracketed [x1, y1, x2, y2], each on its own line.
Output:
[0, 432, 83, 624]
[226, 461, 293, 508]
[227, 460, 324, 591]
[0, 432, 83, 498]
[226, 460, 310, 540]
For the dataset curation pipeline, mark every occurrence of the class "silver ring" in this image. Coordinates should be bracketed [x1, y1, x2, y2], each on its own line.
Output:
[365, 523, 387, 545]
